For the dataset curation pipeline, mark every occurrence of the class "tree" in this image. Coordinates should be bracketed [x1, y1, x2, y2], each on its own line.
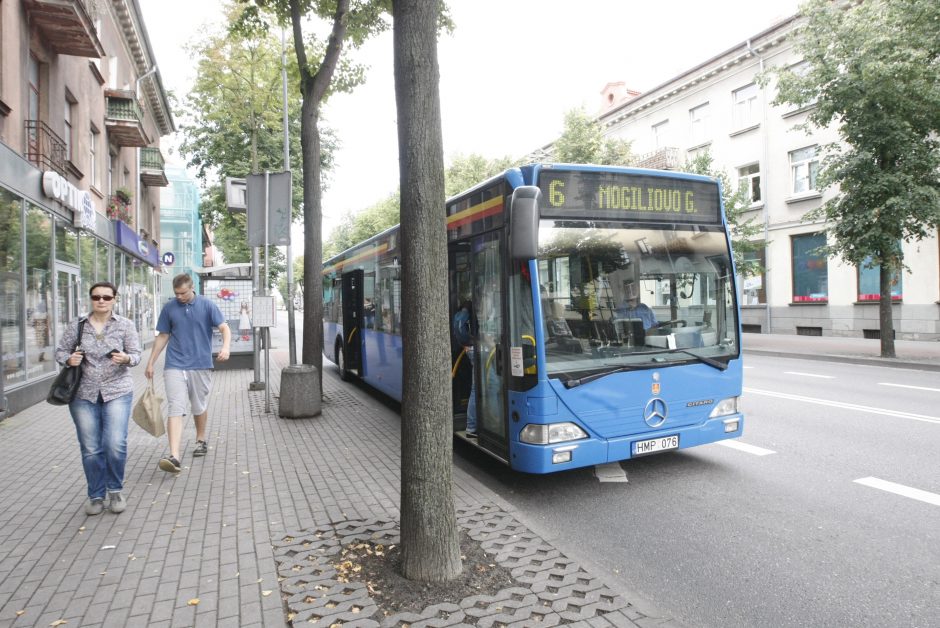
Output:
[393, 0, 461, 582]
[177, 2, 313, 283]
[682, 153, 764, 278]
[769, 0, 940, 357]
[553, 107, 633, 165]
[238, 0, 388, 376]
[444, 153, 514, 197]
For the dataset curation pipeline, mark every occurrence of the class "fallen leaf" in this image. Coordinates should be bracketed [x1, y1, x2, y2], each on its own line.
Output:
[78, 526, 85, 532]
[100, 545, 116, 550]
[15, 610, 25, 617]
[256, 578, 263, 583]
[187, 598, 200, 606]
[261, 590, 272, 597]
[50, 621, 67, 627]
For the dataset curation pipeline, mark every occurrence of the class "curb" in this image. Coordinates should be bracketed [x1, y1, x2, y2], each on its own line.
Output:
[744, 349, 940, 372]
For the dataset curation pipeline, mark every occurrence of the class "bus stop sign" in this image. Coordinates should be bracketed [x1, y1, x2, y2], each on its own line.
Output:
[247, 171, 291, 247]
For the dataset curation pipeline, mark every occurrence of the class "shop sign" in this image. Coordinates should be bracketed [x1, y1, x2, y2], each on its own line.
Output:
[42, 171, 94, 230]
[114, 218, 160, 267]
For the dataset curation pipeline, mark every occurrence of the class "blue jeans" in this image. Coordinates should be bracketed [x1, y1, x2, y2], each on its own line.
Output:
[69, 392, 133, 499]
[466, 347, 476, 432]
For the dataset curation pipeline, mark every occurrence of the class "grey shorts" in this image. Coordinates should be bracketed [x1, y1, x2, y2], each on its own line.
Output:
[164, 369, 212, 417]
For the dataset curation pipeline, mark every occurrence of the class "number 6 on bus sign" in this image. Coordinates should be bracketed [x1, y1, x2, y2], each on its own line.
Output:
[632, 435, 679, 457]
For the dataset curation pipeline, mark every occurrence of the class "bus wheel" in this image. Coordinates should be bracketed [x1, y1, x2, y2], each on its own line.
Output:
[335, 341, 351, 381]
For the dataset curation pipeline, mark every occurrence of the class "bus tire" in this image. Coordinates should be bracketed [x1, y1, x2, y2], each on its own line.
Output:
[335, 340, 351, 381]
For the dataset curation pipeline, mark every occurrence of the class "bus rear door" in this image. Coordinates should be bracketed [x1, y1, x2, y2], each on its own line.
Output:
[341, 269, 364, 377]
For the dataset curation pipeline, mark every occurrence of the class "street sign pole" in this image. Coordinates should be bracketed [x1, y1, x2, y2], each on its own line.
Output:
[282, 28, 297, 366]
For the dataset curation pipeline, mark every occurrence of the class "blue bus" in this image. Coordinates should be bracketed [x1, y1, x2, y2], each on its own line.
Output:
[323, 163, 743, 473]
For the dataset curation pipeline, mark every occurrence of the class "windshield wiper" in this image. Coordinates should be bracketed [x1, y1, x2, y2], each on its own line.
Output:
[565, 365, 636, 388]
[661, 349, 727, 371]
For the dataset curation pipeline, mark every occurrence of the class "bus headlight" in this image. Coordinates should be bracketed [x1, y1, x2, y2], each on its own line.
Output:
[520, 422, 588, 445]
[708, 396, 739, 418]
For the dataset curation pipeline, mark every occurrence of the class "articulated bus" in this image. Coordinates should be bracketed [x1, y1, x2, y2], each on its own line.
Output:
[323, 163, 743, 473]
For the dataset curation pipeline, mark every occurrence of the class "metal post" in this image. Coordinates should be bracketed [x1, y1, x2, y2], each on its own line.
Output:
[264, 171, 271, 413]
[249, 246, 264, 390]
[282, 28, 297, 366]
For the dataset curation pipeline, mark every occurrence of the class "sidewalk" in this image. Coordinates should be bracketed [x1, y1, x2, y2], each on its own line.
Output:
[742, 332, 940, 371]
[0, 349, 677, 628]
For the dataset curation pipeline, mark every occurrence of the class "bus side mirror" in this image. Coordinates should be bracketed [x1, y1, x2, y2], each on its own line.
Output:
[510, 186, 540, 261]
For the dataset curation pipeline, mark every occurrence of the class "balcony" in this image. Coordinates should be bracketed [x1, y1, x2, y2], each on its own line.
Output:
[22, 0, 105, 58]
[140, 147, 168, 187]
[24, 120, 67, 176]
[105, 90, 148, 147]
[633, 147, 680, 170]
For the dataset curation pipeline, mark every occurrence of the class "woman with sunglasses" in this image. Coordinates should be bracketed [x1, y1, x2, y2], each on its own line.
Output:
[55, 282, 141, 516]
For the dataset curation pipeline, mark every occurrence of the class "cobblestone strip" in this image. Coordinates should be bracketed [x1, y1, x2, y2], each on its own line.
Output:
[272, 506, 647, 627]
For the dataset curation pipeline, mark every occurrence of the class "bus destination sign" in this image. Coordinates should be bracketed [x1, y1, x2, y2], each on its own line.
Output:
[537, 170, 721, 224]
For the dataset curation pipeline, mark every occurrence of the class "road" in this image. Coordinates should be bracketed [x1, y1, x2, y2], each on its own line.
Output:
[271, 314, 940, 627]
[454, 353, 940, 628]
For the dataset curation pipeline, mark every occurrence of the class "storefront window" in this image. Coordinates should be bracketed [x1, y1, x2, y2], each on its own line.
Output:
[792, 233, 828, 303]
[96, 239, 110, 282]
[1, 188, 25, 386]
[26, 205, 55, 378]
[80, 232, 95, 311]
[55, 222, 78, 265]
[857, 256, 902, 301]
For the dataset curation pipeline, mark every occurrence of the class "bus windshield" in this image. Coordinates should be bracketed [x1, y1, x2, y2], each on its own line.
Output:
[536, 220, 739, 381]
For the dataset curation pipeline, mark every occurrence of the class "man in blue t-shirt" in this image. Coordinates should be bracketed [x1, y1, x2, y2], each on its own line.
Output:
[146, 273, 231, 473]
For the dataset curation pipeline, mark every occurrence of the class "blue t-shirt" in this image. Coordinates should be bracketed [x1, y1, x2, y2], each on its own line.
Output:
[156, 295, 226, 369]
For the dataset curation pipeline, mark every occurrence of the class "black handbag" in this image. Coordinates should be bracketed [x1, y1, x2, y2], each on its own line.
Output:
[47, 318, 87, 406]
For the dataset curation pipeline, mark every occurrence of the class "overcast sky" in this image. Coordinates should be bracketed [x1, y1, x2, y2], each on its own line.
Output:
[140, 0, 802, 238]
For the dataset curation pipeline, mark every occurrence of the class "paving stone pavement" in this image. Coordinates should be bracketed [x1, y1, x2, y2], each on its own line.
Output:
[0, 350, 678, 628]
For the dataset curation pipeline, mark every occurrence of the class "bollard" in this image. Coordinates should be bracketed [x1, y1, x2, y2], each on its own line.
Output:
[278, 365, 321, 418]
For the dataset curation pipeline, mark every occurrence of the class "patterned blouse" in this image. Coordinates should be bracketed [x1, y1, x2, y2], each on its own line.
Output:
[54, 314, 142, 403]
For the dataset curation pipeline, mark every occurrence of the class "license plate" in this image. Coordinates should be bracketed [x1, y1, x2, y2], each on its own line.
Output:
[632, 435, 679, 457]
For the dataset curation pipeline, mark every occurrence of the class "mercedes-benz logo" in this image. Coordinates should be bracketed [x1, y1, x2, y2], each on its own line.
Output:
[644, 398, 668, 428]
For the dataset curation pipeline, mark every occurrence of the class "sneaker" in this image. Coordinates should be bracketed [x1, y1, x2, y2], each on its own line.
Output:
[84, 498, 105, 516]
[158, 456, 181, 473]
[108, 491, 126, 514]
[192, 440, 208, 457]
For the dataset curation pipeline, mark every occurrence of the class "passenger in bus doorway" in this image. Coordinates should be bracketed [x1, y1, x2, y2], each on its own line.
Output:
[452, 299, 477, 436]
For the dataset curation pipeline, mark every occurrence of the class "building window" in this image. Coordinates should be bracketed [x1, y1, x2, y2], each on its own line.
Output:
[652, 120, 669, 149]
[689, 102, 710, 145]
[89, 126, 100, 188]
[63, 94, 76, 162]
[789, 145, 820, 194]
[792, 233, 828, 303]
[857, 256, 902, 302]
[732, 83, 759, 129]
[26, 54, 41, 156]
[741, 246, 766, 305]
[738, 163, 761, 204]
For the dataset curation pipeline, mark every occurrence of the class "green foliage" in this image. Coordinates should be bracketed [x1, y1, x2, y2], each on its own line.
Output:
[682, 153, 764, 276]
[444, 153, 515, 197]
[553, 108, 633, 166]
[322, 153, 514, 257]
[768, 0, 940, 272]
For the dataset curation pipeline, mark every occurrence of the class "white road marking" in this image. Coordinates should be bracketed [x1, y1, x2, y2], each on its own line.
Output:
[784, 371, 835, 379]
[743, 366, 755, 369]
[715, 440, 776, 456]
[853, 477, 940, 507]
[745, 387, 940, 425]
[594, 463, 629, 483]
[878, 382, 940, 393]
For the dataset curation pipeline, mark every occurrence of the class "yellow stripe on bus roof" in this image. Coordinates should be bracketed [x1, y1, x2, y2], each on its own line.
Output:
[322, 243, 390, 275]
[446, 196, 502, 226]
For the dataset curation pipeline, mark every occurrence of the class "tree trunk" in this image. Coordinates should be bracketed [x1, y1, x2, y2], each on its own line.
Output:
[393, 0, 462, 582]
[300, 93, 324, 379]
[879, 264, 896, 358]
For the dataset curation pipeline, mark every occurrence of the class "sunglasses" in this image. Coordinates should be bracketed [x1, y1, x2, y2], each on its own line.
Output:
[90, 295, 115, 302]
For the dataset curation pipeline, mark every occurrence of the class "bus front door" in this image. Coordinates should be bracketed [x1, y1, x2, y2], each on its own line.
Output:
[471, 232, 509, 461]
[341, 269, 364, 377]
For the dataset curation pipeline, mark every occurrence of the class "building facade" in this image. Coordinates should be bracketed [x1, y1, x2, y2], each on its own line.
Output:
[1, 0, 174, 418]
[158, 165, 203, 299]
[595, 15, 939, 341]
